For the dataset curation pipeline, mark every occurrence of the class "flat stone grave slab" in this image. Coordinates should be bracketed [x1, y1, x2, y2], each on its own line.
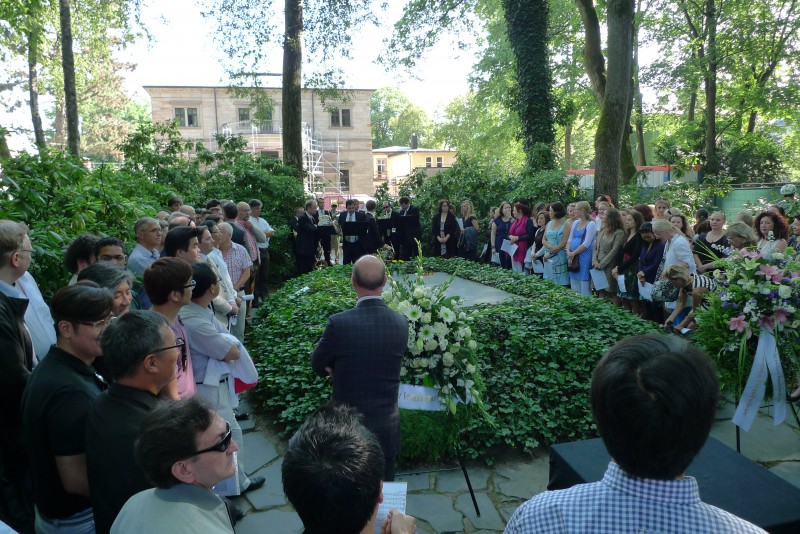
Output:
[388, 273, 516, 307]
[241, 431, 279, 475]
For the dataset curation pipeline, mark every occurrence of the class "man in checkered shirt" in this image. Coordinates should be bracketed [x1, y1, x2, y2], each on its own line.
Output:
[505, 335, 764, 534]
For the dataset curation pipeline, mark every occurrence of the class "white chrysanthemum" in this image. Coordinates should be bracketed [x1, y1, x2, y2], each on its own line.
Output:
[418, 358, 428, 368]
[438, 307, 456, 323]
[468, 340, 477, 350]
[421, 312, 432, 324]
[419, 325, 435, 341]
[406, 305, 423, 322]
[437, 337, 448, 350]
[443, 352, 454, 366]
[428, 358, 438, 369]
[433, 322, 448, 337]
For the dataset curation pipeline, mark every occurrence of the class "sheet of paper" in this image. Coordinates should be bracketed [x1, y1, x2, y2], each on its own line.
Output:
[616, 274, 626, 290]
[638, 282, 653, 301]
[590, 268, 609, 291]
[481, 244, 488, 255]
[500, 239, 517, 257]
[374, 482, 407, 534]
[532, 260, 544, 274]
[543, 259, 554, 279]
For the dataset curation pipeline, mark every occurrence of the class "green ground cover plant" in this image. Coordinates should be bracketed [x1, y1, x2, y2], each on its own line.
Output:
[247, 258, 661, 463]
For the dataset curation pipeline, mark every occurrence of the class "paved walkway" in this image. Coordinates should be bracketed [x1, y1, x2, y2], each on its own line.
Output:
[230, 396, 800, 533]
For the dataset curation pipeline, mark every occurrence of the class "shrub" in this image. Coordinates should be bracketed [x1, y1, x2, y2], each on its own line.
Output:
[247, 258, 661, 464]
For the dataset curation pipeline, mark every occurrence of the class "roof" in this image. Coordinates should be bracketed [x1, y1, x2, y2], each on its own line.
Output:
[372, 146, 458, 155]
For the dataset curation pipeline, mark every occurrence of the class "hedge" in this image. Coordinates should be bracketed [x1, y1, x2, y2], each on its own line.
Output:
[246, 258, 662, 464]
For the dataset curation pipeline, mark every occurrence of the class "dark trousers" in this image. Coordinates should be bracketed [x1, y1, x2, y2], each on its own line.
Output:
[255, 248, 270, 298]
[295, 254, 315, 275]
[498, 250, 512, 269]
[342, 241, 363, 265]
[384, 454, 396, 482]
[319, 235, 331, 264]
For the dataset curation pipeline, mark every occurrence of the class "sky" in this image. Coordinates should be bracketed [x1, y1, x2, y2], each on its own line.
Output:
[120, 0, 475, 116]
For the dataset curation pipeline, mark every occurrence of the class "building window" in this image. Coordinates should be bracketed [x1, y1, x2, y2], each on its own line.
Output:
[339, 170, 350, 192]
[436, 156, 444, 167]
[238, 108, 250, 122]
[425, 157, 432, 168]
[174, 107, 198, 127]
[331, 108, 351, 127]
[376, 158, 387, 178]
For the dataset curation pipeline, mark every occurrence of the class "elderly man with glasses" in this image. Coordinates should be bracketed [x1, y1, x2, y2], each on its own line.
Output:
[85, 311, 182, 534]
[111, 398, 237, 533]
[21, 282, 115, 533]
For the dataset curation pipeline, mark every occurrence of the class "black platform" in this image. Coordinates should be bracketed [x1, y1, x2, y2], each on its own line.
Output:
[548, 437, 800, 533]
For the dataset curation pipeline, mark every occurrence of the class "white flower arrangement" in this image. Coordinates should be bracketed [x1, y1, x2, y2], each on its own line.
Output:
[383, 244, 489, 419]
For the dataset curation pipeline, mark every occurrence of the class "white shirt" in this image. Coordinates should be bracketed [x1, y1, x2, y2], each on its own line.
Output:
[249, 216, 274, 249]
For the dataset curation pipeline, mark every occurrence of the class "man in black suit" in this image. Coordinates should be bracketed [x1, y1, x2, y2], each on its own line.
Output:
[398, 197, 421, 260]
[311, 255, 408, 480]
[338, 199, 367, 265]
[295, 200, 319, 275]
[313, 197, 332, 265]
[362, 200, 383, 255]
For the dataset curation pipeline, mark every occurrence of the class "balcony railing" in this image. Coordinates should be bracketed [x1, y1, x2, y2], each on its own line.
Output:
[221, 120, 282, 136]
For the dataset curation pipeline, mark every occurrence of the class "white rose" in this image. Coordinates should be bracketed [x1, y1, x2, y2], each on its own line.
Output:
[422, 312, 432, 324]
[413, 287, 425, 299]
[443, 352, 454, 366]
[425, 339, 438, 351]
[468, 340, 477, 350]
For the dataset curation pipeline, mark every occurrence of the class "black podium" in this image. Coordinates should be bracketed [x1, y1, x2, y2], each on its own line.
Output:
[549, 437, 800, 533]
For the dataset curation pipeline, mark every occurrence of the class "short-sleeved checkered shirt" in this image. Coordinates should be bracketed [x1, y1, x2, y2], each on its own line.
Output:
[221, 242, 252, 289]
[504, 462, 765, 534]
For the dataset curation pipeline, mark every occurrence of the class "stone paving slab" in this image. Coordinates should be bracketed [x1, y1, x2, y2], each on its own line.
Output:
[456, 492, 506, 531]
[494, 455, 550, 500]
[435, 466, 491, 493]
[234, 509, 303, 534]
[407, 493, 464, 533]
[500, 505, 520, 522]
[710, 410, 800, 463]
[241, 431, 279, 475]
[392, 273, 516, 308]
[245, 459, 286, 510]
[396, 472, 432, 491]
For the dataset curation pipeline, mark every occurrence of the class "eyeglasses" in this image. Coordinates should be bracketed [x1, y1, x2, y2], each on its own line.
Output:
[17, 248, 34, 254]
[100, 254, 127, 262]
[193, 422, 233, 455]
[80, 315, 114, 331]
[183, 280, 197, 289]
[151, 337, 185, 356]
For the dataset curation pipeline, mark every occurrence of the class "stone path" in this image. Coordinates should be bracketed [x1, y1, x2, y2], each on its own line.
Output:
[231, 396, 800, 533]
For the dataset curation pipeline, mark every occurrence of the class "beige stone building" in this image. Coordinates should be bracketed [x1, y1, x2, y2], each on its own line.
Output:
[372, 146, 458, 196]
[144, 86, 375, 196]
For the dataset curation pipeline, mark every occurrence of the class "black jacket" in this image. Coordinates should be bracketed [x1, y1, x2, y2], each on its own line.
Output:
[0, 291, 33, 466]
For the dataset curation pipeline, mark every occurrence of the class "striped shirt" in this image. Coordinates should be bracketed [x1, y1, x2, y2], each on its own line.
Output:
[505, 462, 765, 534]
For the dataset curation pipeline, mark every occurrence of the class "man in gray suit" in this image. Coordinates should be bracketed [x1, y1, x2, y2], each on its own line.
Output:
[311, 255, 408, 481]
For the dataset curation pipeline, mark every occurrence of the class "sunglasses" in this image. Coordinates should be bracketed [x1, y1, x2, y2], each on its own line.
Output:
[193, 422, 232, 455]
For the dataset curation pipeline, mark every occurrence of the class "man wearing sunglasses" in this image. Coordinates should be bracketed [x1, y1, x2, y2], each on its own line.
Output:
[85, 311, 179, 534]
[21, 282, 114, 533]
[111, 398, 236, 533]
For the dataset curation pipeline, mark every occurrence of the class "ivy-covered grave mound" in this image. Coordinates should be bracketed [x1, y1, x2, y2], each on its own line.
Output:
[246, 258, 661, 464]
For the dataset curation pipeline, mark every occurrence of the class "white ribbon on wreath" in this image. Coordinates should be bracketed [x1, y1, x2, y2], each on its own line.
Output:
[731, 327, 787, 432]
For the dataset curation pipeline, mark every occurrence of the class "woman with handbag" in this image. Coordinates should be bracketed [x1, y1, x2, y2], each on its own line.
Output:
[566, 201, 596, 296]
[530, 210, 549, 277]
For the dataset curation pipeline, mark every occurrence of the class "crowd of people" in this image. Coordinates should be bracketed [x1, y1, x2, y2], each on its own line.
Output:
[475, 185, 800, 333]
[2, 184, 796, 533]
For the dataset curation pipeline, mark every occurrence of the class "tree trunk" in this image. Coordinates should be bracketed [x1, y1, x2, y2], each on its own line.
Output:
[593, 0, 634, 201]
[565, 123, 572, 171]
[503, 0, 555, 170]
[687, 51, 698, 121]
[703, 0, 718, 175]
[575, 0, 606, 104]
[633, 1, 646, 166]
[282, 0, 303, 177]
[747, 110, 757, 133]
[59, 0, 80, 156]
[0, 125, 11, 159]
[27, 26, 46, 150]
[54, 98, 66, 148]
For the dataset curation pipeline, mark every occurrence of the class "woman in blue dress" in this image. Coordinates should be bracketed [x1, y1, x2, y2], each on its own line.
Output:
[542, 202, 572, 287]
[566, 201, 596, 296]
[491, 201, 514, 269]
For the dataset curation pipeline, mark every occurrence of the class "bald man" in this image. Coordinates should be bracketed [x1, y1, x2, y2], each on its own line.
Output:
[311, 256, 408, 481]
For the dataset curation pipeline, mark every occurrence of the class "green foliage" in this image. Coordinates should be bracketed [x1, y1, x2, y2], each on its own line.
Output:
[0, 149, 168, 296]
[248, 257, 661, 463]
[719, 133, 787, 184]
[371, 87, 435, 149]
[618, 173, 733, 214]
[510, 167, 584, 205]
